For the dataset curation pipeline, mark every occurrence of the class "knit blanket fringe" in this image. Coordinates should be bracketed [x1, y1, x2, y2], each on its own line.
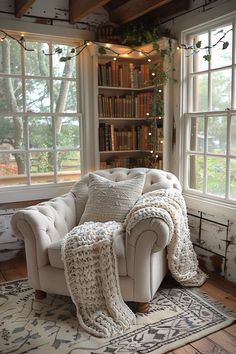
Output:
[62, 188, 207, 338]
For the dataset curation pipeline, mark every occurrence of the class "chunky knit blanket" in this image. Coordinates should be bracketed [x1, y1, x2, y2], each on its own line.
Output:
[62, 188, 206, 338]
[61, 221, 136, 338]
[124, 189, 207, 287]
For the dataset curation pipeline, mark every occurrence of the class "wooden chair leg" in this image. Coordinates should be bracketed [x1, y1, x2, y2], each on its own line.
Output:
[137, 302, 149, 313]
[35, 290, 46, 300]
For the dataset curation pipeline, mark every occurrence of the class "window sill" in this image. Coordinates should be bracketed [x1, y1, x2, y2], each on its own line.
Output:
[0, 183, 75, 205]
[183, 192, 236, 219]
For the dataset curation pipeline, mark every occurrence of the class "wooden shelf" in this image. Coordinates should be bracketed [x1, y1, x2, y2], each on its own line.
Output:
[98, 85, 155, 91]
[99, 150, 150, 154]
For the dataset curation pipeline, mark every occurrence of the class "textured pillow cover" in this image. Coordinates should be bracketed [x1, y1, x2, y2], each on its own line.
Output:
[79, 173, 145, 224]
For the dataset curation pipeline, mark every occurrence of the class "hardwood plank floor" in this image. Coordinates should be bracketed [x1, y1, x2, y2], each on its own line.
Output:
[0, 249, 235, 353]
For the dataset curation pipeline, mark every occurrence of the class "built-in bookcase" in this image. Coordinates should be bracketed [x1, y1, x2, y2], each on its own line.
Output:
[90, 40, 174, 170]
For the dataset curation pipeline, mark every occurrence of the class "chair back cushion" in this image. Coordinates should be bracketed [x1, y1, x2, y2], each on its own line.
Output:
[70, 168, 181, 224]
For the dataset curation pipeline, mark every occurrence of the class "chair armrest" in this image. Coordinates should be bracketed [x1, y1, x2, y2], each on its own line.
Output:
[11, 192, 76, 289]
[125, 217, 170, 279]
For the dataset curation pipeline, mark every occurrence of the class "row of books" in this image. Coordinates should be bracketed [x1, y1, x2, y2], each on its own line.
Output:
[98, 62, 156, 88]
[98, 92, 153, 118]
[100, 157, 163, 169]
[99, 123, 164, 152]
[99, 124, 150, 151]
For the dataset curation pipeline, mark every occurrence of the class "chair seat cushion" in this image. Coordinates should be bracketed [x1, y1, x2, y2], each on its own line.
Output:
[48, 237, 127, 276]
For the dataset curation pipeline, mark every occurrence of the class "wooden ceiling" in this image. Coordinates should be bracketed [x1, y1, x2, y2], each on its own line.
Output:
[14, 0, 190, 25]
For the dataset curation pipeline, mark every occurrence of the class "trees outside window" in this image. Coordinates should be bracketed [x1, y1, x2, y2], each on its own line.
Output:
[183, 19, 236, 204]
[0, 36, 82, 190]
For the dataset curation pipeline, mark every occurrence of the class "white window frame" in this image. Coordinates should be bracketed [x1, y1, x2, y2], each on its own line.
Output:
[0, 33, 84, 203]
[181, 13, 236, 206]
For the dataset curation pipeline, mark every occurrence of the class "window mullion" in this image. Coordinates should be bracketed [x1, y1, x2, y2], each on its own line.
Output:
[225, 112, 231, 200]
[208, 30, 212, 112]
[232, 21, 236, 109]
[21, 44, 31, 186]
[49, 42, 57, 184]
[203, 114, 208, 195]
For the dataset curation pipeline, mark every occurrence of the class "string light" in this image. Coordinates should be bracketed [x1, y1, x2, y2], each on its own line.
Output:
[148, 58, 152, 62]
[148, 132, 152, 136]
[113, 57, 117, 61]
[158, 89, 162, 93]
[151, 72, 155, 76]
[146, 112, 150, 116]
[150, 150, 153, 154]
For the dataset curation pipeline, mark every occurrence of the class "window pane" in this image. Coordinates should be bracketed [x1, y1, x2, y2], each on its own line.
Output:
[28, 116, 53, 149]
[190, 116, 204, 152]
[0, 78, 23, 112]
[30, 152, 54, 184]
[25, 79, 50, 113]
[25, 42, 49, 76]
[208, 116, 227, 154]
[0, 152, 27, 186]
[189, 155, 204, 191]
[231, 115, 236, 155]
[0, 38, 21, 75]
[230, 159, 236, 199]
[0, 116, 25, 150]
[212, 69, 231, 111]
[56, 117, 80, 148]
[191, 32, 209, 72]
[211, 25, 232, 69]
[207, 157, 226, 196]
[52, 45, 76, 78]
[53, 80, 77, 113]
[192, 74, 208, 112]
[57, 151, 81, 182]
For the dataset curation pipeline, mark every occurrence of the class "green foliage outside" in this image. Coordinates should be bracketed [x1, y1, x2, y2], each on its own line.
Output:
[0, 38, 80, 180]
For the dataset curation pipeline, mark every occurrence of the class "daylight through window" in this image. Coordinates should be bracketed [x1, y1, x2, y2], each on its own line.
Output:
[183, 18, 236, 204]
[0, 35, 81, 191]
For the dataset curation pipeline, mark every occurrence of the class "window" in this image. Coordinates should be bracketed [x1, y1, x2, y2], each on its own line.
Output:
[0, 34, 82, 199]
[182, 17, 236, 204]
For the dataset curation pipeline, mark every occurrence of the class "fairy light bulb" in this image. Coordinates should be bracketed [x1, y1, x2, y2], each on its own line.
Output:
[150, 150, 153, 154]
[148, 132, 152, 136]
[158, 89, 162, 93]
[105, 43, 111, 48]
[160, 140, 163, 144]
[124, 53, 128, 57]
[151, 72, 155, 76]
[113, 57, 117, 61]
[177, 46, 180, 50]
[155, 154, 159, 158]
[148, 58, 151, 62]
[139, 51, 143, 56]
[0, 38, 4, 42]
[146, 112, 150, 116]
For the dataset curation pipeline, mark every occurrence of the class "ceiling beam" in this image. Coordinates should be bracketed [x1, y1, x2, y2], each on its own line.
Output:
[109, 0, 172, 24]
[15, 0, 35, 18]
[69, 0, 110, 24]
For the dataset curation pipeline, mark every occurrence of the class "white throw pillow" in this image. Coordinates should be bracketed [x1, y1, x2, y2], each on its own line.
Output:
[79, 173, 145, 224]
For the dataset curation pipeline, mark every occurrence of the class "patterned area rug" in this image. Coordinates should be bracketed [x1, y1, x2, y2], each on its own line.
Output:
[0, 279, 235, 354]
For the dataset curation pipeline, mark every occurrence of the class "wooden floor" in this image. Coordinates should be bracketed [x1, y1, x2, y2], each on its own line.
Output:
[0, 248, 235, 353]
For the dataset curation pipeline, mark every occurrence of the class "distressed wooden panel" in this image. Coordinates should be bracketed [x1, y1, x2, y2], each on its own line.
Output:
[202, 211, 228, 226]
[194, 245, 225, 276]
[200, 220, 227, 257]
[188, 214, 200, 245]
[187, 207, 201, 217]
[225, 222, 236, 283]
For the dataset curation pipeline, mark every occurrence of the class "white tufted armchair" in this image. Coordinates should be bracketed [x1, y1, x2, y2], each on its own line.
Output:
[11, 168, 181, 312]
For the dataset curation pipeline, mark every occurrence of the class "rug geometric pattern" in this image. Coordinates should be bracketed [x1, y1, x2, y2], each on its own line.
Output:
[0, 279, 235, 354]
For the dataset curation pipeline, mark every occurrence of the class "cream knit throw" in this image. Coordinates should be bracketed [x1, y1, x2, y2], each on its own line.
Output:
[125, 188, 207, 286]
[61, 221, 136, 338]
[62, 188, 206, 338]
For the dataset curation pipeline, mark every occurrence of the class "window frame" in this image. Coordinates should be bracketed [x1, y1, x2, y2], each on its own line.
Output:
[0, 33, 84, 203]
[181, 13, 236, 206]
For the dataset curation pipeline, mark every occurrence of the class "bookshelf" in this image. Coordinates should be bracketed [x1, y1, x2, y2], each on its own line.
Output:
[90, 40, 174, 170]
